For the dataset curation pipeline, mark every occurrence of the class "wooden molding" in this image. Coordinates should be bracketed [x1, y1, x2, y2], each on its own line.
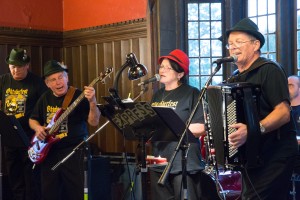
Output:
[0, 18, 147, 47]
[63, 18, 147, 46]
[0, 27, 63, 47]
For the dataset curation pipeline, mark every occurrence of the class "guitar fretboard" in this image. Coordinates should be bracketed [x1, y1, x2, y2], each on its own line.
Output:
[49, 93, 85, 134]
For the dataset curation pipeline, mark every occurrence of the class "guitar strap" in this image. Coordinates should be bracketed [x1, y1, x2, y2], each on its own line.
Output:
[62, 86, 76, 110]
[53, 86, 77, 139]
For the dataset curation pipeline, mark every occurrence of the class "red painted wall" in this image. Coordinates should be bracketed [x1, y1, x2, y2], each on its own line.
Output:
[0, 0, 63, 31]
[63, 0, 147, 31]
[0, 0, 147, 31]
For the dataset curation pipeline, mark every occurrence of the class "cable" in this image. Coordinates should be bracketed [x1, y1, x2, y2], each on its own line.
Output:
[121, 124, 137, 200]
[243, 167, 262, 200]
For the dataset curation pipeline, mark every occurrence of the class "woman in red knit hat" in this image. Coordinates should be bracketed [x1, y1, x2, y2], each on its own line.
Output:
[149, 49, 206, 200]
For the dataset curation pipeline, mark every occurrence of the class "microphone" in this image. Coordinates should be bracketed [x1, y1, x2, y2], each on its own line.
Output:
[138, 74, 160, 86]
[213, 55, 238, 64]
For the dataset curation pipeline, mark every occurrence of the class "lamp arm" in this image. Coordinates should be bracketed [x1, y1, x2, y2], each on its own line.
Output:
[112, 61, 129, 92]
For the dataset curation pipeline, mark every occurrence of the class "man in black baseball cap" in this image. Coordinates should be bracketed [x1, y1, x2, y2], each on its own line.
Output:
[226, 18, 265, 48]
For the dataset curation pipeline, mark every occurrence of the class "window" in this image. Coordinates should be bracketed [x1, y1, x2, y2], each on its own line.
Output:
[247, 0, 277, 60]
[187, 2, 223, 89]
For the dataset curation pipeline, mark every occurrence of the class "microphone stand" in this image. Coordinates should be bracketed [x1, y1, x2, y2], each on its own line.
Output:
[158, 63, 222, 199]
[51, 121, 110, 170]
[128, 85, 149, 200]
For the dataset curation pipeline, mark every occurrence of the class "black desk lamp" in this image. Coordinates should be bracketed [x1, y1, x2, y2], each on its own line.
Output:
[109, 53, 147, 106]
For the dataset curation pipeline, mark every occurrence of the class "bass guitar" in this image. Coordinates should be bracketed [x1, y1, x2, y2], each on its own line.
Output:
[28, 67, 113, 164]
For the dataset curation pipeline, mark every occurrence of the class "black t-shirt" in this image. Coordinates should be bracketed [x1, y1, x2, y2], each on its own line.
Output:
[291, 105, 300, 137]
[233, 57, 298, 160]
[151, 84, 205, 173]
[0, 72, 47, 138]
[30, 88, 90, 149]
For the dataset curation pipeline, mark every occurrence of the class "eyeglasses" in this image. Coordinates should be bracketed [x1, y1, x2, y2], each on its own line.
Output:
[159, 66, 173, 72]
[226, 40, 255, 50]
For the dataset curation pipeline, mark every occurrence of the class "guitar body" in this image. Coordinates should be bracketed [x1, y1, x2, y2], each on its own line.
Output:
[28, 109, 64, 164]
[28, 134, 61, 164]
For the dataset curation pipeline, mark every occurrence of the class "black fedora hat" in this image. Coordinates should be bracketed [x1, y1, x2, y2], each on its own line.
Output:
[6, 48, 30, 66]
[43, 60, 68, 79]
[226, 18, 265, 48]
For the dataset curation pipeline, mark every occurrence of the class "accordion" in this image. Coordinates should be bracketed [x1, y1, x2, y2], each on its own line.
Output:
[206, 82, 261, 168]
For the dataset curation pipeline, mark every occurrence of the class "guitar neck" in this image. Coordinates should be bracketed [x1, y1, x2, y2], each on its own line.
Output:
[49, 92, 85, 134]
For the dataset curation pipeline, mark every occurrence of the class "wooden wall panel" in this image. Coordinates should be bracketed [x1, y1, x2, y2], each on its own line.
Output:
[0, 45, 9, 75]
[78, 46, 87, 89]
[63, 47, 72, 83]
[30, 46, 42, 76]
[70, 47, 81, 86]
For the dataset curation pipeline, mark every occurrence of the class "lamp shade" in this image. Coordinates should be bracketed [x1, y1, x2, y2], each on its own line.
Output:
[128, 63, 148, 80]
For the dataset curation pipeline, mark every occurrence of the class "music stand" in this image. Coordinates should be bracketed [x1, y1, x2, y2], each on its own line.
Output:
[151, 107, 198, 143]
[0, 110, 30, 147]
[98, 102, 180, 141]
[152, 107, 199, 200]
[98, 101, 188, 200]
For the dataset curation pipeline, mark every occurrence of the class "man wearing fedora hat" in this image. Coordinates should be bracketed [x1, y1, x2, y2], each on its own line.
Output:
[29, 60, 100, 200]
[0, 48, 47, 200]
[150, 49, 206, 200]
[226, 18, 298, 199]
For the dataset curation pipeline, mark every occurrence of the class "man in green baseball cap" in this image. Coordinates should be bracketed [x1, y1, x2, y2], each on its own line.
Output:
[29, 59, 101, 199]
[6, 48, 31, 81]
[1, 47, 47, 200]
[43, 59, 68, 79]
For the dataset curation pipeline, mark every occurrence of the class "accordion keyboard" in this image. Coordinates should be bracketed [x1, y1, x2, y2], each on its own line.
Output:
[226, 99, 238, 158]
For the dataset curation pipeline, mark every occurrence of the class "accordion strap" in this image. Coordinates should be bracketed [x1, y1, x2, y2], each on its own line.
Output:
[243, 87, 262, 169]
[227, 57, 284, 83]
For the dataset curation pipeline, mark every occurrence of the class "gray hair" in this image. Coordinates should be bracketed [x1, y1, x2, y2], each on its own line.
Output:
[289, 75, 300, 87]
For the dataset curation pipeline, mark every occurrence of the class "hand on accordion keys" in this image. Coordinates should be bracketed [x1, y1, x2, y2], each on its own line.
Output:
[228, 122, 248, 149]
